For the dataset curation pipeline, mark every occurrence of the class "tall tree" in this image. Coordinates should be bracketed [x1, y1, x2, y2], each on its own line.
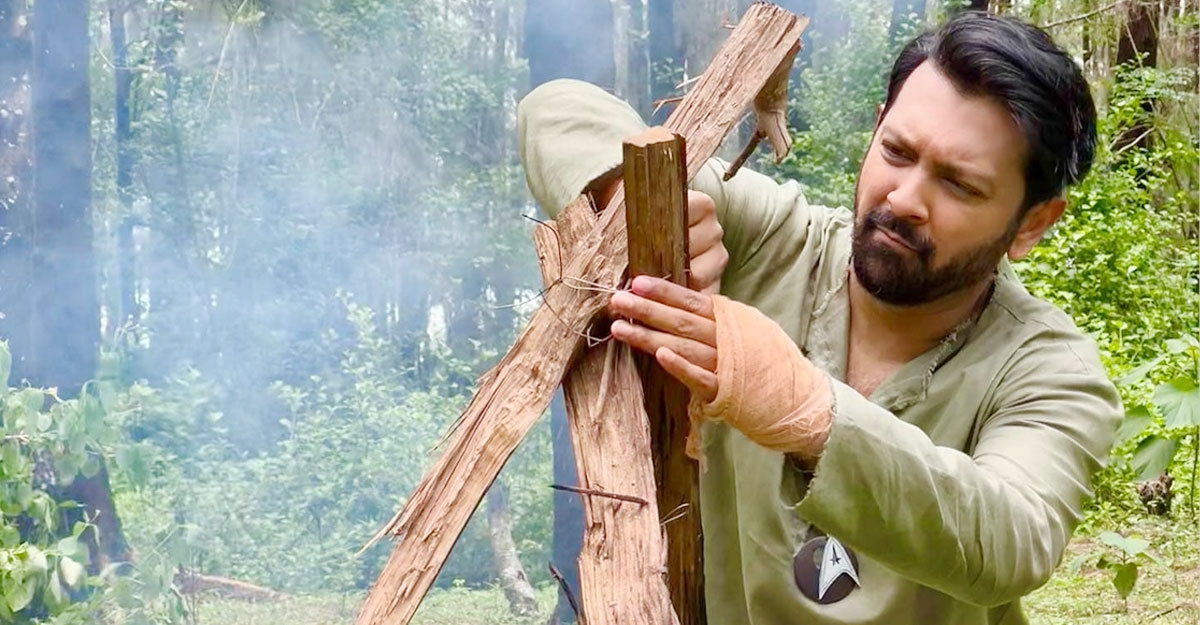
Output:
[27, 0, 129, 572]
[1116, 0, 1160, 152]
[0, 0, 33, 370]
[523, 2, 615, 621]
[648, 0, 681, 123]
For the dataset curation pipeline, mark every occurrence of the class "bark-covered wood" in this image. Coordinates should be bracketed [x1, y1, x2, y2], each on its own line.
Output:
[622, 127, 703, 624]
[535, 202, 678, 625]
[357, 6, 806, 624]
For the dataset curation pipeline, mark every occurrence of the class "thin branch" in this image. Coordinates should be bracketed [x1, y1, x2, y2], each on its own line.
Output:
[1042, 1, 1121, 29]
[206, 0, 251, 112]
[548, 563, 582, 622]
[724, 130, 764, 181]
[550, 483, 649, 506]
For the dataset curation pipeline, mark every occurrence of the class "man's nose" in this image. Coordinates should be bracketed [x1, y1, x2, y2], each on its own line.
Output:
[884, 171, 930, 223]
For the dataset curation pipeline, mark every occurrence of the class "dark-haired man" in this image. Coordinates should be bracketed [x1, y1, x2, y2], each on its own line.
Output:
[518, 12, 1120, 625]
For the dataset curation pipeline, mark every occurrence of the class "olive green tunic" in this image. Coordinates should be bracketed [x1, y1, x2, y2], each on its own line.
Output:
[518, 79, 1121, 625]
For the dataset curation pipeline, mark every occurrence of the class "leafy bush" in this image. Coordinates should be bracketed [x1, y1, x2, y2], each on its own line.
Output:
[112, 298, 553, 594]
[0, 341, 188, 624]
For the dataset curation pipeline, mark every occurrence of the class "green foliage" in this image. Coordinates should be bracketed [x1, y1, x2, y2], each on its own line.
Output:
[0, 341, 189, 624]
[1015, 63, 1200, 519]
[111, 298, 552, 593]
[1072, 530, 1169, 608]
[765, 0, 897, 208]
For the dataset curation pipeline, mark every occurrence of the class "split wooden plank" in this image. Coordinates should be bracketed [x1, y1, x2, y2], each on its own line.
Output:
[534, 206, 678, 625]
[357, 6, 807, 625]
[622, 128, 705, 624]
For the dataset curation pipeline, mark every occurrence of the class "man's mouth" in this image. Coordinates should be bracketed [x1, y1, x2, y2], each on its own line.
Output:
[874, 225, 918, 252]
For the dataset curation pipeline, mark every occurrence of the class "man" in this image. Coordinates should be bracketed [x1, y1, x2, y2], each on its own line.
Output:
[519, 12, 1120, 625]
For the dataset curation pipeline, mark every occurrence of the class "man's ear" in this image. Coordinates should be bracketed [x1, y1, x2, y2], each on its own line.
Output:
[1008, 196, 1066, 260]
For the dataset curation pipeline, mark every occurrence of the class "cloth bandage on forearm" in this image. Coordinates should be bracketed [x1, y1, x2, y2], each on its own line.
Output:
[687, 295, 833, 462]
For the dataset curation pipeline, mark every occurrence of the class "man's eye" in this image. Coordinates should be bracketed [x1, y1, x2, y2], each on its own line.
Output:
[944, 178, 980, 198]
[881, 142, 910, 162]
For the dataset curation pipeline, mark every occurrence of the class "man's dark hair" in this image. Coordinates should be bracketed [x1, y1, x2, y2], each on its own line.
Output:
[882, 12, 1097, 209]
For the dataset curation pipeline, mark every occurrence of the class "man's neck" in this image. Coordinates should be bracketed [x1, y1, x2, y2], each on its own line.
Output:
[847, 272, 993, 366]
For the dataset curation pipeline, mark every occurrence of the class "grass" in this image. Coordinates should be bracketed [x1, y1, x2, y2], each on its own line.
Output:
[1024, 515, 1199, 625]
[194, 516, 1198, 625]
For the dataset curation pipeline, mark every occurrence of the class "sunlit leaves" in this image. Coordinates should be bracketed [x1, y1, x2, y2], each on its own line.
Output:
[1154, 377, 1199, 429]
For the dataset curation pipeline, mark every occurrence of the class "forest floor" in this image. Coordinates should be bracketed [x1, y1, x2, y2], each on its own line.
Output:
[195, 515, 1198, 625]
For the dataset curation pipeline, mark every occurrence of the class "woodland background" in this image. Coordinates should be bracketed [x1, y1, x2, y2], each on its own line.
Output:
[0, 0, 1196, 623]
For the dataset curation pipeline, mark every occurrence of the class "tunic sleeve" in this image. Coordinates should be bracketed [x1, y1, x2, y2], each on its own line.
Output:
[794, 336, 1121, 606]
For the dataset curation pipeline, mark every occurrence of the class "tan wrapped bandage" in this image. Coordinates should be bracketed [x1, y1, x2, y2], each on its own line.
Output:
[687, 295, 833, 463]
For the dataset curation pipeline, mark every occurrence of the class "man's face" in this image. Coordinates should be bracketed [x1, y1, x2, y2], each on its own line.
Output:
[852, 61, 1029, 306]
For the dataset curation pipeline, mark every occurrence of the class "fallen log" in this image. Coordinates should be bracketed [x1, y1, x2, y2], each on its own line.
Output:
[358, 5, 807, 625]
[176, 571, 288, 602]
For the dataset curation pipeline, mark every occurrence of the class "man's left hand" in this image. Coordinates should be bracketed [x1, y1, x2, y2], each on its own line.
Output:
[609, 275, 719, 402]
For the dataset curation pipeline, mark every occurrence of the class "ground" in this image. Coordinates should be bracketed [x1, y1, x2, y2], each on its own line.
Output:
[195, 516, 1198, 625]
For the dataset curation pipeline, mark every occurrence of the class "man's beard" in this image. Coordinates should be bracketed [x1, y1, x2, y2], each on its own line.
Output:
[850, 203, 1019, 306]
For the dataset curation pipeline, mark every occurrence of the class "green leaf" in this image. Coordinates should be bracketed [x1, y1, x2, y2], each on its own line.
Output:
[1117, 355, 1164, 386]
[58, 556, 85, 588]
[81, 454, 101, 479]
[1165, 338, 1190, 354]
[56, 535, 79, 558]
[1131, 435, 1178, 481]
[16, 389, 43, 416]
[35, 410, 51, 432]
[0, 524, 19, 547]
[1099, 531, 1149, 558]
[1116, 406, 1154, 446]
[4, 575, 35, 612]
[1153, 378, 1200, 428]
[1067, 552, 1090, 575]
[1111, 561, 1138, 600]
[46, 567, 65, 606]
[24, 545, 47, 574]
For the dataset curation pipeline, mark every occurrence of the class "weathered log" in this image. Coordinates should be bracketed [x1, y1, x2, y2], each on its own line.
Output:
[176, 571, 288, 602]
[358, 6, 807, 625]
[535, 201, 678, 625]
[622, 128, 704, 624]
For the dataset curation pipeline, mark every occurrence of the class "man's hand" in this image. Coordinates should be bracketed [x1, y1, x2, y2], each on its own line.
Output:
[596, 180, 728, 294]
[609, 276, 719, 402]
[686, 191, 728, 294]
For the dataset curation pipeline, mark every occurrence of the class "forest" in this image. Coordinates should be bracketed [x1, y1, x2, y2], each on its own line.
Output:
[0, 0, 1195, 623]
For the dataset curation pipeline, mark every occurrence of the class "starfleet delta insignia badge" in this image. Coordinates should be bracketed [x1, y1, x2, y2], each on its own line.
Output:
[793, 535, 860, 604]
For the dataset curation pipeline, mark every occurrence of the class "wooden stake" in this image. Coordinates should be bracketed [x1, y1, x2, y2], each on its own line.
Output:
[357, 6, 807, 625]
[622, 128, 705, 625]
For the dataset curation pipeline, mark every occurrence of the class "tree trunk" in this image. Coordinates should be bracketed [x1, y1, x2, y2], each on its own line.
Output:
[1115, 0, 1160, 152]
[30, 0, 130, 572]
[110, 2, 139, 344]
[648, 0, 682, 123]
[525, 0, 615, 89]
[0, 0, 33, 375]
[486, 480, 539, 618]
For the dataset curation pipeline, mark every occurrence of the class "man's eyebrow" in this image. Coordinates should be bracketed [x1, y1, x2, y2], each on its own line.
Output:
[880, 127, 995, 192]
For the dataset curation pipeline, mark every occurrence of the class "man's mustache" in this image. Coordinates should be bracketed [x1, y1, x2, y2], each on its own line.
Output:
[861, 209, 933, 257]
